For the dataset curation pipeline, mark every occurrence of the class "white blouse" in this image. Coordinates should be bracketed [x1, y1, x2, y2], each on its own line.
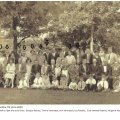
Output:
[6, 63, 15, 73]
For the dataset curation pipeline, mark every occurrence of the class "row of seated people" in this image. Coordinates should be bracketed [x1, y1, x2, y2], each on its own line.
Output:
[0, 46, 119, 92]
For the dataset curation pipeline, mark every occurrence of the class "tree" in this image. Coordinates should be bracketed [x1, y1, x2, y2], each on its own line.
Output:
[57, 1, 120, 52]
[0, 1, 61, 56]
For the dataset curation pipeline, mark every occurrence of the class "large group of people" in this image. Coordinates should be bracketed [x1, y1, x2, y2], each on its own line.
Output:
[0, 43, 120, 92]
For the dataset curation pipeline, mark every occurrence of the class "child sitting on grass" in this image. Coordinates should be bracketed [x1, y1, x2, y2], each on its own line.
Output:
[31, 73, 44, 89]
[18, 73, 29, 89]
[51, 75, 59, 89]
[69, 79, 77, 90]
[97, 74, 109, 92]
[86, 74, 96, 91]
[77, 77, 86, 91]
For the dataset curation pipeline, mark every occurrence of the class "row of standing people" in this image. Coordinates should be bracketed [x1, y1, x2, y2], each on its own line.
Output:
[0, 46, 120, 92]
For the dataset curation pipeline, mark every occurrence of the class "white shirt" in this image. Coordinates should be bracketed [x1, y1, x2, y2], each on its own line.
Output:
[26, 64, 32, 74]
[52, 80, 59, 86]
[86, 78, 96, 85]
[6, 63, 15, 73]
[69, 82, 77, 90]
[55, 67, 61, 77]
[66, 55, 76, 65]
[61, 70, 68, 77]
[97, 80, 108, 89]
[77, 81, 86, 90]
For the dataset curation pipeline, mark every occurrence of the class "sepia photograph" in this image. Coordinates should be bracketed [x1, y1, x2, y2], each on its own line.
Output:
[0, 1, 120, 104]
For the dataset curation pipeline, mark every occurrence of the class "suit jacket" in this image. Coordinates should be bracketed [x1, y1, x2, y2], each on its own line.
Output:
[31, 64, 41, 75]
[90, 64, 101, 76]
[45, 52, 60, 64]
[47, 65, 55, 76]
[54, 52, 60, 63]
[79, 64, 90, 76]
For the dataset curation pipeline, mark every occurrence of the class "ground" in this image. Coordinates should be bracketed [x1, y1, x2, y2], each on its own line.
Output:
[0, 88, 120, 104]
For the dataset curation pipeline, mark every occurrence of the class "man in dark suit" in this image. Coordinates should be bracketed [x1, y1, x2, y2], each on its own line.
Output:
[44, 48, 59, 65]
[47, 59, 55, 84]
[90, 59, 102, 83]
[79, 59, 90, 80]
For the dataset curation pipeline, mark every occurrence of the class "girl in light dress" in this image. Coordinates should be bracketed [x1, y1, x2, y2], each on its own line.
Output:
[51, 75, 59, 89]
[31, 73, 44, 89]
[18, 73, 29, 89]
[4, 59, 16, 88]
[77, 77, 86, 91]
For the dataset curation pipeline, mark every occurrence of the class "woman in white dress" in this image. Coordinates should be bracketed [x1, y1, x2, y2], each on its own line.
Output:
[4, 59, 16, 88]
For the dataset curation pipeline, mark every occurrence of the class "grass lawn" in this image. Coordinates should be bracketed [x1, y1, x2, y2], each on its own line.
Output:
[0, 88, 120, 104]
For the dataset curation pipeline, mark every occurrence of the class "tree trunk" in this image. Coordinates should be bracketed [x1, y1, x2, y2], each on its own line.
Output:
[12, 16, 18, 63]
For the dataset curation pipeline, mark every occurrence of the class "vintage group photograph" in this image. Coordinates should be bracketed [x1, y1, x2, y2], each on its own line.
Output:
[0, 1, 120, 104]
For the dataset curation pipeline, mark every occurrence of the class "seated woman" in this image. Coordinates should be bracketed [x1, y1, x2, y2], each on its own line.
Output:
[31, 73, 44, 89]
[77, 77, 86, 91]
[97, 74, 109, 91]
[18, 73, 29, 89]
[69, 79, 77, 91]
[4, 59, 16, 88]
